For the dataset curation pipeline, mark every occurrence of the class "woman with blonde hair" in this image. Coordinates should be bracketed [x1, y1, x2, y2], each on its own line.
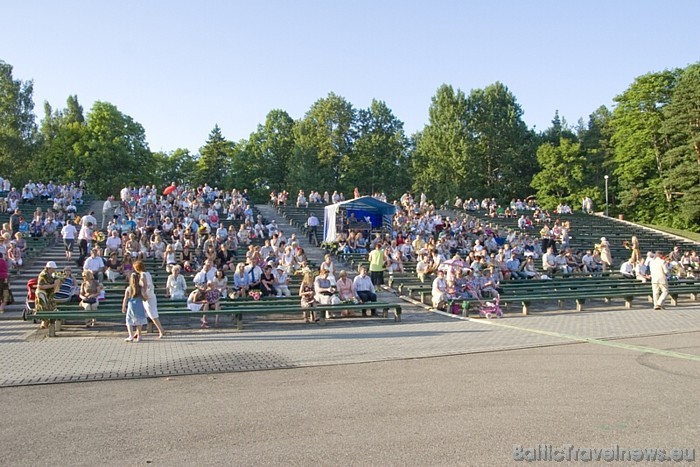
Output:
[299, 271, 316, 323]
[122, 272, 148, 342]
[133, 260, 165, 338]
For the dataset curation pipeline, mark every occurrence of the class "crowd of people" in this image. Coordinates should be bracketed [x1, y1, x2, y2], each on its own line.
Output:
[10, 181, 700, 336]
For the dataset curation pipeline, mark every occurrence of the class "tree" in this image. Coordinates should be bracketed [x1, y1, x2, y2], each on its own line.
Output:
[542, 110, 577, 145]
[610, 69, 679, 224]
[244, 110, 295, 193]
[577, 105, 614, 207]
[530, 137, 586, 208]
[74, 101, 154, 196]
[195, 125, 234, 189]
[465, 82, 537, 200]
[34, 95, 86, 182]
[0, 60, 36, 180]
[152, 148, 197, 187]
[660, 62, 700, 229]
[348, 99, 410, 199]
[292, 93, 355, 193]
[411, 84, 470, 204]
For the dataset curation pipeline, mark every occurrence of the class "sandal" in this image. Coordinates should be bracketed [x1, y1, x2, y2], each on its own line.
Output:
[125, 336, 134, 342]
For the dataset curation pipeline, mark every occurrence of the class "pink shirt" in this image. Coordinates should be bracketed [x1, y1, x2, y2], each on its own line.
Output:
[336, 277, 354, 301]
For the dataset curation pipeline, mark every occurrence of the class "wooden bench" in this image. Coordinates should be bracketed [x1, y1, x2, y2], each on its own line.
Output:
[31, 301, 402, 336]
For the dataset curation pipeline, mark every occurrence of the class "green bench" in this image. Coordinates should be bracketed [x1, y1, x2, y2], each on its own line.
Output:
[31, 300, 402, 336]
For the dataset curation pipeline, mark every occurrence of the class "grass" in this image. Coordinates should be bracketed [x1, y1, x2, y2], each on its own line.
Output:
[640, 224, 700, 243]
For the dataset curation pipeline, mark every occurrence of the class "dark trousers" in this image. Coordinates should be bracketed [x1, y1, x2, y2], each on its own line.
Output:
[357, 290, 377, 313]
[78, 239, 89, 262]
[370, 270, 384, 286]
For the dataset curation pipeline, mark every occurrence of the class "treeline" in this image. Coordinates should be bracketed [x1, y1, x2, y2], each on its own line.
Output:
[0, 59, 698, 230]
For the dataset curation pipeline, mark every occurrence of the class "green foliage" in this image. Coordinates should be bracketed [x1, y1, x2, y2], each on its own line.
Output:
[74, 101, 154, 196]
[659, 63, 700, 229]
[194, 125, 234, 189]
[531, 137, 586, 208]
[610, 69, 679, 224]
[0, 60, 36, 180]
[244, 110, 296, 193]
[292, 93, 355, 192]
[152, 148, 196, 186]
[348, 99, 410, 200]
[412, 84, 470, 203]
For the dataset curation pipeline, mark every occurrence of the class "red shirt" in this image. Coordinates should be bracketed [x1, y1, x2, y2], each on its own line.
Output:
[0, 258, 8, 280]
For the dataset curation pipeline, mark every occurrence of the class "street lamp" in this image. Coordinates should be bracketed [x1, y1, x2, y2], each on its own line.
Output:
[604, 175, 609, 217]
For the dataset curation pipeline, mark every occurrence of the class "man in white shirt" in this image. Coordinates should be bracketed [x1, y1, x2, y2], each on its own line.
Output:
[619, 259, 635, 279]
[101, 196, 114, 229]
[307, 213, 320, 244]
[61, 220, 78, 259]
[649, 251, 669, 310]
[81, 211, 97, 228]
[104, 231, 122, 257]
[193, 260, 217, 288]
[77, 222, 93, 264]
[353, 266, 377, 316]
[542, 247, 556, 276]
[83, 249, 106, 282]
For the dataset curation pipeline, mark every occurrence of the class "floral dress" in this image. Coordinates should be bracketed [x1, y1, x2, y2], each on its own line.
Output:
[35, 269, 57, 313]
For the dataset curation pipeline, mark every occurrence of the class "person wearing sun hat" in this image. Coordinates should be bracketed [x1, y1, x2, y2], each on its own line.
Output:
[35, 261, 63, 328]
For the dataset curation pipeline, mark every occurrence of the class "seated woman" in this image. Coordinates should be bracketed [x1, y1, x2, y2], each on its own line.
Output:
[314, 268, 340, 319]
[260, 264, 277, 297]
[166, 265, 187, 300]
[187, 287, 208, 323]
[231, 262, 250, 298]
[105, 252, 123, 282]
[431, 269, 448, 309]
[212, 268, 229, 299]
[203, 281, 222, 327]
[79, 270, 103, 326]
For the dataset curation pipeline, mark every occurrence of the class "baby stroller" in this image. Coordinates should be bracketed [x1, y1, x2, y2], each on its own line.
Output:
[466, 284, 503, 319]
[22, 278, 38, 321]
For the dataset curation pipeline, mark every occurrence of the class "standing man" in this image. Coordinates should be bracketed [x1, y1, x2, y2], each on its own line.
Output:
[77, 222, 94, 267]
[307, 212, 319, 245]
[649, 251, 669, 310]
[61, 220, 78, 260]
[102, 196, 115, 229]
[368, 242, 386, 287]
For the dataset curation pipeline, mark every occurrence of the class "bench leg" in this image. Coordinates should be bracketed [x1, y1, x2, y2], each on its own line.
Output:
[670, 294, 678, 306]
[394, 307, 401, 322]
[382, 308, 389, 319]
[420, 292, 428, 305]
[576, 299, 585, 312]
[557, 299, 564, 308]
[319, 312, 326, 326]
[48, 320, 56, 337]
[55, 319, 63, 332]
[522, 302, 530, 315]
[624, 297, 633, 309]
[236, 313, 242, 330]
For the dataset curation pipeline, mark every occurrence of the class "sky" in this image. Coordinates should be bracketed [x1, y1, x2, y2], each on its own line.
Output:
[3, 0, 699, 154]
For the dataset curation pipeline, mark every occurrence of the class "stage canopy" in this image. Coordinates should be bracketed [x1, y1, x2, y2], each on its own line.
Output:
[323, 196, 396, 242]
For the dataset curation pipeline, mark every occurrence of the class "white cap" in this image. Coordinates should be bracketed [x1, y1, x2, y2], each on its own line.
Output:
[45, 261, 58, 269]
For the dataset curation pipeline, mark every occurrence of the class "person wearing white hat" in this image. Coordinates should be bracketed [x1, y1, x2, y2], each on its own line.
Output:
[274, 265, 290, 297]
[35, 261, 62, 328]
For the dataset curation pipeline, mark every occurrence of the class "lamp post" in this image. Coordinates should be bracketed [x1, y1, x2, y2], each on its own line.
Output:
[604, 175, 609, 217]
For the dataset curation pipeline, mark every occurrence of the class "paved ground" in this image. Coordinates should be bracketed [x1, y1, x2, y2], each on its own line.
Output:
[0, 299, 698, 465]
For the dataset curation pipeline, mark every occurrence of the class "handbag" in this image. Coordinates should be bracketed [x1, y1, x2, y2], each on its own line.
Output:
[83, 297, 97, 304]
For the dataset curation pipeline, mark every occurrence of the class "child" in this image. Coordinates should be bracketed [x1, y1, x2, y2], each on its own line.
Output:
[122, 273, 148, 342]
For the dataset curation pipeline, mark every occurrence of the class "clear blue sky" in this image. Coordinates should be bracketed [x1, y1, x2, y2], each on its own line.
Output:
[4, 0, 699, 154]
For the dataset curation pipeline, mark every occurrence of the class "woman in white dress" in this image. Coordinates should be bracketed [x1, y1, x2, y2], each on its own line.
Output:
[133, 260, 165, 338]
[166, 265, 187, 300]
[599, 237, 613, 271]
